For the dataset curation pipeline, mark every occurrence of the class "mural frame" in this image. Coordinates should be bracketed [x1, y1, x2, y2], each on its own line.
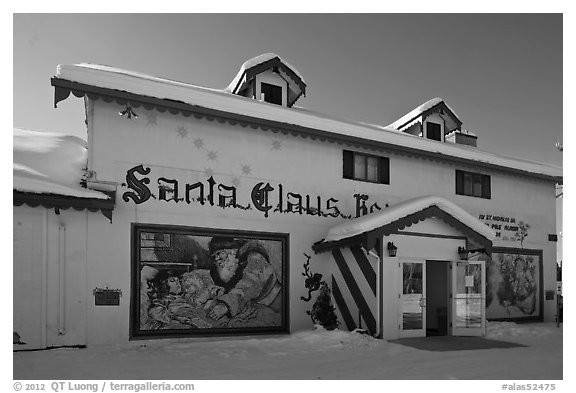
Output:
[130, 223, 290, 339]
[486, 247, 544, 322]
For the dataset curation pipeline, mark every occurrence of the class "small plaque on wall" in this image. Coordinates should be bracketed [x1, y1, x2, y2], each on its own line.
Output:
[545, 290, 555, 301]
[93, 288, 122, 306]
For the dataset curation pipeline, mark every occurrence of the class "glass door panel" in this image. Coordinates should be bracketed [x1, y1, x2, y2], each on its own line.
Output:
[452, 260, 485, 336]
[399, 260, 426, 337]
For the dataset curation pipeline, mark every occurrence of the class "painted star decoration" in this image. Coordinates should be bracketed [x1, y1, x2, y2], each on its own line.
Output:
[271, 140, 282, 151]
[193, 137, 205, 149]
[204, 168, 214, 178]
[176, 126, 189, 138]
[207, 151, 218, 162]
[241, 165, 252, 175]
[231, 177, 241, 187]
[146, 112, 158, 126]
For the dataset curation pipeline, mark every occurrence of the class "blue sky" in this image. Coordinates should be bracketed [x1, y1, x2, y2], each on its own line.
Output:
[13, 13, 563, 167]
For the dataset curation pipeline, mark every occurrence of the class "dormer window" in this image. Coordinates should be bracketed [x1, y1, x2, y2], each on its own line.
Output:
[225, 53, 307, 108]
[388, 98, 470, 145]
[261, 82, 282, 106]
[426, 122, 442, 141]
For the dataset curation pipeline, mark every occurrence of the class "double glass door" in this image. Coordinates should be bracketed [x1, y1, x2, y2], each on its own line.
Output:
[399, 259, 485, 337]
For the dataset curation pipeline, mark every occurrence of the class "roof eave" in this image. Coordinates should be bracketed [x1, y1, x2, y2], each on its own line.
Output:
[312, 205, 494, 254]
[14, 190, 116, 222]
[51, 78, 562, 183]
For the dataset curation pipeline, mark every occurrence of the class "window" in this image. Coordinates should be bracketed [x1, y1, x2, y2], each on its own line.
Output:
[261, 83, 282, 105]
[343, 150, 390, 184]
[456, 170, 491, 199]
[426, 122, 442, 141]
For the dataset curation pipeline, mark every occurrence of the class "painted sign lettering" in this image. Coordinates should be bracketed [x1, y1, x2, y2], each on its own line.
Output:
[122, 165, 384, 220]
[478, 213, 528, 242]
[122, 164, 152, 204]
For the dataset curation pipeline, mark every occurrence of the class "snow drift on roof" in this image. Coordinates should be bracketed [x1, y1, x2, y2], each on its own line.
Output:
[223, 53, 306, 93]
[54, 64, 562, 180]
[323, 195, 496, 242]
[388, 98, 461, 129]
[13, 128, 109, 199]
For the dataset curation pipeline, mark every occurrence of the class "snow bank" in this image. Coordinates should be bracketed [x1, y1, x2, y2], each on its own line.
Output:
[13, 323, 563, 380]
[130, 325, 385, 356]
[13, 128, 109, 199]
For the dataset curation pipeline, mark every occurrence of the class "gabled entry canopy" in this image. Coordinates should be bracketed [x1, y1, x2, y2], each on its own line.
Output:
[313, 195, 496, 254]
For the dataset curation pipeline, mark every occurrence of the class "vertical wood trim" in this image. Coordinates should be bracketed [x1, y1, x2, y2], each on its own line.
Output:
[41, 209, 48, 349]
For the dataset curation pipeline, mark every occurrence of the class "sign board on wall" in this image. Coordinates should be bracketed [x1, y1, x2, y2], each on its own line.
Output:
[478, 214, 523, 242]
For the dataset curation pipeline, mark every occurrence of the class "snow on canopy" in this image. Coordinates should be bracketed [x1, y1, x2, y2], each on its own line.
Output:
[387, 97, 461, 130]
[54, 63, 562, 180]
[13, 128, 109, 199]
[223, 53, 306, 93]
[323, 195, 496, 242]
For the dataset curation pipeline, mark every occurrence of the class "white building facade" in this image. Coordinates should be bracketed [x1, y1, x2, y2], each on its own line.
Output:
[13, 54, 562, 348]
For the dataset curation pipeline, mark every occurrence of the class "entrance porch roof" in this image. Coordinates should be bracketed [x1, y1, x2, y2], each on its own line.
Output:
[313, 195, 496, 254]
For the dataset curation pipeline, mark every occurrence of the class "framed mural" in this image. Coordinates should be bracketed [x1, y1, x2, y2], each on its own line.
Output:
[485, 247, 543, 321]
[130, 224, 289, 338]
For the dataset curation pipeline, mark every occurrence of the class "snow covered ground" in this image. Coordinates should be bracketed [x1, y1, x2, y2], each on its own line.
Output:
[11, 322, 563, 386]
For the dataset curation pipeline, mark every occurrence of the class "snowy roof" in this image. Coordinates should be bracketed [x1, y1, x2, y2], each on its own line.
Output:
[223, 53, 307, 108]
[323, 195, 496, 243]
[447, 129, 477, 137]
[53, 64, 562, 181]
[223, 53, 306, 93]
[388, 98, 462, 130]
[13, 128, 109, 199]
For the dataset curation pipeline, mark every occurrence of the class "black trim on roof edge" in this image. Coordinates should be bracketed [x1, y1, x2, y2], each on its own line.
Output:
[51, 78, 561, 183]
[13, 190, 116, 222]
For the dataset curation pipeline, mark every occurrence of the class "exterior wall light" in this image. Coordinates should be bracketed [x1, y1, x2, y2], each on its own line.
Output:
[458, 246, 468, 260]
[387, 242, 397, 257]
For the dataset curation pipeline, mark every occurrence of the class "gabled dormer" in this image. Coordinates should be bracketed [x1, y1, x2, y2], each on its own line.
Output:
[224, 53, 307, 108]
[388, 98, 476, 146]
